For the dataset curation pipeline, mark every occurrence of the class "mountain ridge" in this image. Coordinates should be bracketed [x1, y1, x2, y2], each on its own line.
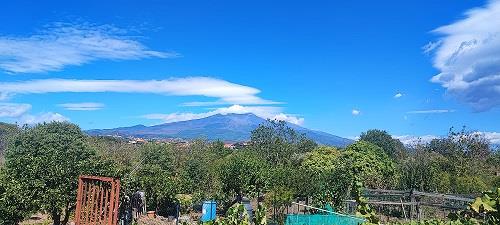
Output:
[86, 113, 354, 147]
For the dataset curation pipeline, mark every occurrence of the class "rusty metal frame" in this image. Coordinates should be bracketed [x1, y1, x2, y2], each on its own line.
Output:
[75, 175, 121, 225]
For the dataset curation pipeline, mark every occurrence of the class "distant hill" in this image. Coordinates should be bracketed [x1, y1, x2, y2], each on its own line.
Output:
[86, 113, 354, 147]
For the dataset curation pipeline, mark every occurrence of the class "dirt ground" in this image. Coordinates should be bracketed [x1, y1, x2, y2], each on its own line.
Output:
[20, 213, 52, 225]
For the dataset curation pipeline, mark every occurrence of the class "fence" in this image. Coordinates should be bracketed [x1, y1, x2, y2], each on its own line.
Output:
[345, 189, 474, 221]
[75, 175, 121, 225]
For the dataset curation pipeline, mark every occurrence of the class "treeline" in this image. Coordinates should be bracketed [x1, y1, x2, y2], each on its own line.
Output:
[0, 121, 499, 225]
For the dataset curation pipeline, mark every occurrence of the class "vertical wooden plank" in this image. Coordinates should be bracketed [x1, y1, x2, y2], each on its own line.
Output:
[112, 179, 121, 225]
[102, 184, 109, 225]
[82, 180, 91, 225]
[99, 182, 104, 224]
[89, 181, 97, 225]
[75, 176, 120, 225]
[93, 181, 101, 225]
[75, 177, 84, 225]
[107, 180, 116, 225]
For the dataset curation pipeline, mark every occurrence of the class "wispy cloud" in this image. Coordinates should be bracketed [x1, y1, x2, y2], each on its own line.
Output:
[428, 0, 500, 111]
[394, 92, 403, 98]
[0, 103, 32, 117]
[0, 22, 174, 73]
[58, 102, 104, 111]
[352, 109, 361, 116]
[142, 104, 304, 125]
[406, 109, 455, 114]
[0, 77, 278, 105]
[422, 41, 442, 54]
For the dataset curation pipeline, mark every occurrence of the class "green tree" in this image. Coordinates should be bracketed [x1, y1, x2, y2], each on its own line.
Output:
[250, 120, 316, 165]
[399, 147, 449, 192]
[0, 168, 34, 225]
[178, 140, 230, 200]
[214, 150, 267, 207]
[130, 143, 177, 215]
[4, 122, 111, 225]
[342, 141, 396, 189]
[299, 146, 350, 208]
[360, 129, 406, 160]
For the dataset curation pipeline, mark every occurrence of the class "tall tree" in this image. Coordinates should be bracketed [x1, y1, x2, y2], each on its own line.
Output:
[5, 122, 109, 225]
[249, 120, 316, 165]
[359, 129, 405, 160]
[342, 141, 396, 189]
[214, 150, 267, 208]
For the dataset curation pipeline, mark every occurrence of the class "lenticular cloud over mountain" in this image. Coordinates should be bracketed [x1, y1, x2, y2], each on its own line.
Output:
[428, 0, 500, 111]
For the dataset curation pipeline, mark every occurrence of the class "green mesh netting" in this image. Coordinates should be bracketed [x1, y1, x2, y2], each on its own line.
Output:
[285, 214, 365, 225]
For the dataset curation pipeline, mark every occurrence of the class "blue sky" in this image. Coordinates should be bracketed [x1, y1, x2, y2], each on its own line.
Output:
[0, 0, 499, 143]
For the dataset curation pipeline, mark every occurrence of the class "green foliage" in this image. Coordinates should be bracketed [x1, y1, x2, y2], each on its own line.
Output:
[4, 122, 113, 225]
[2, 120, 499, 225]
[384, 219, 479, 225]
[130, 143, 176, 213]
[225, 203, 251, 225]
[250, 120, 316, 165]
[469, 188, 500, 224]
[254, 203, 267, 225]
[299, 146, 350, 208]
[301, 146, 341, 172]
[360, 129, 406, 160]
[214, 150, 267, 203]
[354, 182, 379, 224]
[342, 141, 396, 188]
[400, 127, 496, 194]
[0, 122, 18, 165]
[87, 136, 141, 173]
[175, 194, 193, 214]
[201, 203, 251, 225]
[399, 149, 449, 192]
[178, 140, 229, 201]
[0, 168, 33, 225]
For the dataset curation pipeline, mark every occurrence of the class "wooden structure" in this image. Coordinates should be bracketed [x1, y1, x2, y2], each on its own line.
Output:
[345, 189, 474, 221]
[75, 175, 121, 225]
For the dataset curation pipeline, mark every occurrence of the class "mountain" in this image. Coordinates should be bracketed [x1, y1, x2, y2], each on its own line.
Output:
[86, 113, 353, 147]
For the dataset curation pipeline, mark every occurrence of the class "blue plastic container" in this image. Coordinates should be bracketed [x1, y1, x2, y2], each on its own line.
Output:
[201, 200, 217, 222]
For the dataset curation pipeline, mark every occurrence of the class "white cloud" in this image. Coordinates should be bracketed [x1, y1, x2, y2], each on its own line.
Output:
[0, 77, 278, 105]
[0, 102, 68, 125]
[58, 102, 104, 111]
[19, 112, 69, 125]
[395, 132, 500, 145]
[272, 113, 304, 125]
[352, 109, 361, 116]
[394, 93, 403, 98]
[0, 23, 173, 73]
[422, 41, 442, 53]
[142, 104, 304, 125]
[406, 109, 455, 114]
[394, 135, 440, 145]
[0, 103, 32, 117]
[474, 131, 500, 145]
[428, 0, 500, 111]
